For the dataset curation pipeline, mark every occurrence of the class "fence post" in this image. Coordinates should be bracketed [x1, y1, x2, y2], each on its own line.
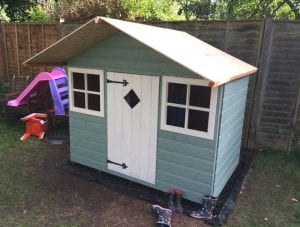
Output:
[14, 24, 21, 77]
[248, 18, 274, 150]
[0, 21, 8, 82]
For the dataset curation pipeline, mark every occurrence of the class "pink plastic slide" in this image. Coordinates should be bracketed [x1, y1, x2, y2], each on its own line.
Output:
[7, 68, 68, 116]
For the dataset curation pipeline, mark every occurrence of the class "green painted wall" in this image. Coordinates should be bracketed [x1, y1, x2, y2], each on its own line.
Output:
[213, 77, 249, 196]
[68, 32, 199, 78]
[69, 112, 107, 170]
[68, 32, 245, 203]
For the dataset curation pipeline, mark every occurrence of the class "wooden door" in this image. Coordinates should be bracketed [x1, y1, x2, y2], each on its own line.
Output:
[107, 72, 159, 184]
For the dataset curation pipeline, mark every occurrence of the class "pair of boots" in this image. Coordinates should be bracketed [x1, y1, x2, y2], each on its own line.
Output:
[190, 195, 218, 220]
[167, 188, 183, 214]
[152, 205, 172, 227]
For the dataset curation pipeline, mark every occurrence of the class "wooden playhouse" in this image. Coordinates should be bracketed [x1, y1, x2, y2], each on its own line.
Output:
[24, 17, 257, 203]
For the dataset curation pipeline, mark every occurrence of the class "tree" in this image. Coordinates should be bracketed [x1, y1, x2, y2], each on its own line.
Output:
[55, 0, 127, 23]
[215, 0, 300, 20]
[121, 0, 180, 21]
[27, 4, 49, 22]
[27, 0, 64, 22]
[55, 0, 180, 22]
[0, 4, 10, 21]
[177, 0, 216, 21]
[284, 0, 300, 18]
[0, 0, 37, 21]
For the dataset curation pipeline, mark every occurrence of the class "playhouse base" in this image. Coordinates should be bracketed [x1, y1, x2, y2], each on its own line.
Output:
[57, 151, 254, 226]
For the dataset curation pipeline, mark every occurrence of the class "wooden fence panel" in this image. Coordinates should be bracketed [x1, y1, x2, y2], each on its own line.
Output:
[255, 21, 300, 151]
[17, 25, 31, 76]
[5, 25, 19, 80]
[0, 23, 59, 88]
[43, 24, 60, 72]
[0, 22, 6, 82]
[30, 24, 47, 74]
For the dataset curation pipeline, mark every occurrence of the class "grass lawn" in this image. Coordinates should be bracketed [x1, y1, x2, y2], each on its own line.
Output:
[0, 116, 87, 226]
[229, 150, 300, 226]
[0, 117, 45, 225]
[0, 115, 299, 226]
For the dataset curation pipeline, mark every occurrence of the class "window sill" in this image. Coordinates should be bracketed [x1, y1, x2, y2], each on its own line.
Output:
[160, 124, 214, 140]
[70, 107, 104, 117]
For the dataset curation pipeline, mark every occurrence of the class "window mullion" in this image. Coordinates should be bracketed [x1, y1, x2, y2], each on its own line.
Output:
[184, 84, 190, 129]
[84, 73, 88, 109]
[165, 82, 169, 126]
[87, 91, 101, 95]
[188, 106, 210, 112]
[166, 103, 186, 108]
[73, 88, 85, 92]
[71, 73, 74, 108]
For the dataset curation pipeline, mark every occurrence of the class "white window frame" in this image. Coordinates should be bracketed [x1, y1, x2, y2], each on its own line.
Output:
[161, 76, 218, 140]
[68, 67, 104, 117]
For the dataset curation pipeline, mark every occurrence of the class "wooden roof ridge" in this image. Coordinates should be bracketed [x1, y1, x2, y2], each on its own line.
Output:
[24, 16, 257, 87]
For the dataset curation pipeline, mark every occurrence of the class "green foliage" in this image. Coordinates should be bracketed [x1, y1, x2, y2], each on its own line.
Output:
[0, 82, 9, 96]
[27, 5, 49, 22]
[215, 0, 300, 20]
[121, 0, 181, 21]
[0, 82, 9, 113]
[56, 0, 127, 22]
[0, 4, 9, 21]
[1, 0, 300, 22]
[177, 0, 216, 20]
[0, 0, 37, 21]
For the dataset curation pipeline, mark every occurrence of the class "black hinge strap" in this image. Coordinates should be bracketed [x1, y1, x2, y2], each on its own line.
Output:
[107, 159, 128, 169]
[107, 79, 129, 87]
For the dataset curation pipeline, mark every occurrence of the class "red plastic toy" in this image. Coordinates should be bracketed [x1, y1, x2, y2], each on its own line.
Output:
[20, 113, 48, 141]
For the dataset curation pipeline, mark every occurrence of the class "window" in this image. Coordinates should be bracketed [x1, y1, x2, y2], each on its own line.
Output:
[161, 76, 218, 139]
[69, 67, 104, 117]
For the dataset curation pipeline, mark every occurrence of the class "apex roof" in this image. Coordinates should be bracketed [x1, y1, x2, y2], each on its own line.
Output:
[24, 17, 257, 87]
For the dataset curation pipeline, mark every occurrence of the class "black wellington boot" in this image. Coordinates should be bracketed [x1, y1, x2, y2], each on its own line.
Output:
[167, 189, 176, 212]
[190, 195, 218, 220]
[175, 189, 184, 214]
[152, 205, 173, 227]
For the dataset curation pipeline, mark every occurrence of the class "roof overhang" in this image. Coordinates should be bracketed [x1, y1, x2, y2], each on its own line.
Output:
[24, 18, 119, 67]
[24, 17, 257, 87]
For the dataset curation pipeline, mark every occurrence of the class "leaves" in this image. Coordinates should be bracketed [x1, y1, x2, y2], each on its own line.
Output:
[177, 0, 216, 20]
[121, 0, 180, 21]
[1, 0, 300, 22]
[215, 0, 300, 20]
[0, 4, 9, 21]
[0, 0, 36, 21]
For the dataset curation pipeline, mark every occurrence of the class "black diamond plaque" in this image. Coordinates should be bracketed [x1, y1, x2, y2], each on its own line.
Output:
[124, 89, 140, 109]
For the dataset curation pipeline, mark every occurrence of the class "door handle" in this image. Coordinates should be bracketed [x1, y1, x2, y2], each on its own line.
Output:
[107, 79, 129, 86]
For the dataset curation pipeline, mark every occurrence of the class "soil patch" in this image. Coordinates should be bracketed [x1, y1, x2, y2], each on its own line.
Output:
[26, 143, 207, 226]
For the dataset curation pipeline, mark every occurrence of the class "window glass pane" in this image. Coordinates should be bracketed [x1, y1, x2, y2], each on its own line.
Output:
[87, 74, 100, 92]
[166, 106, 185, 128]
[73, 72, 85, 90]
[188, 110, 209, 132]
[74, 91, 85, 108]
[189, 85, 211, 108]
[88, 94, 100, 111]
[167, 83, 187, 105]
